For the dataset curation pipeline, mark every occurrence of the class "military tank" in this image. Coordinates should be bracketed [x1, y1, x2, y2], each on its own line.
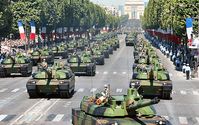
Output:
[92, 48, 105, 65]
[126, 36, 135, 46]
[133, 51, 139, 63]
[31, 48, 54, 65]
[130, 67, 172, 99]
[26, 61, 75, 98]
[102, 43, 113, 55]
[68, 53, 96, 76]
[0, 53, 32, 77]
[67, 41, 77, 54]
[72, 86, 168, 125]
[51, 45, 68, 59]
[83, 48, 105, 65]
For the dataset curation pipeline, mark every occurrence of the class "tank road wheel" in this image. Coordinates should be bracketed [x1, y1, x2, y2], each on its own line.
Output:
[60, 91, 73, 98]
[0, 69, 6, 78]
[28, 91, 38, 98]
[87, 70, 96, 76]
[22, 71, 30, 77]
[162, 92, 171, 99]
[100, 59, 105, 65]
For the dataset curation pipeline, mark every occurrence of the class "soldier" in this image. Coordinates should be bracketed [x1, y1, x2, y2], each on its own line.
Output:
[185, 64, 191, 80]
[95, 84, 109, 105]
[182, 63, 186, 73]
[101, 84, 109, 97]
[41, 59, 48, 69]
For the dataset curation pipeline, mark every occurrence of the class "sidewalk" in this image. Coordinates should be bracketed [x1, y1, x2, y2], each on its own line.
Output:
[154, 47, 199, 81]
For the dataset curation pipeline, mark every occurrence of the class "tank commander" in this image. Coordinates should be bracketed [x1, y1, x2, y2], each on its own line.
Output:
[41, 59, 48, 69]
[95, 84, 110, 105]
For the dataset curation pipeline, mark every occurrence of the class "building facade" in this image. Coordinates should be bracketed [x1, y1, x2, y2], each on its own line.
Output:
[124, 0, 145, 19]
[103, 5, 119, 17]
[118, 5, 124, 17]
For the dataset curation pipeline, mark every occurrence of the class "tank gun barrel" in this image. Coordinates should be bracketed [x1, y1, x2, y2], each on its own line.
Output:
[128, 97, 160, 110]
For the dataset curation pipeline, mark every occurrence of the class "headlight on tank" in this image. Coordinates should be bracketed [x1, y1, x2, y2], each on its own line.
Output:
[31, 81, 36, 84]
[162, 83, 172, 90]
[130, 82, 135, 88]
[130, 81, 140, 88]
[26, 81, 36, 89]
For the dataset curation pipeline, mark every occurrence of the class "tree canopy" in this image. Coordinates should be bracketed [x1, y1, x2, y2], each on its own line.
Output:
[142, 0, 199, 38]
[0, 0, 125, 38]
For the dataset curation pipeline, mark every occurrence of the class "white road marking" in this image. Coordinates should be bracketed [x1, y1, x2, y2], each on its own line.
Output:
[64, 101, 72, 107]
[180, 90, 187, 95]
[196, 117, 199, 123]
[10, 99, 44, 124]
[11, 88, 20, 93]
[193, 90, 199, 96]
[103, 71, 108, 75]
[90, 88, 97, 92]
[113, 72, 117, 74]
[77, 88, 84, 92]
[52, 114, 64, 122]
[179, 117, 188, 124]
[0, 115, 7, 121]
[96, 71, 99, 74]
[116, 88, 122, 93]
[0, 88, 8, 92]
[122, 72, 126, 74]
[162, 116, 169, 120]
[35, 99, 60, 121]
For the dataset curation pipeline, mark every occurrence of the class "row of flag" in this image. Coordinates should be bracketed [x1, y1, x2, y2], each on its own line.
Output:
[17, 20, 46, 41]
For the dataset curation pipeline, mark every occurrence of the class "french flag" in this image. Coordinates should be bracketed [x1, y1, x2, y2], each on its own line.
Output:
[41, 26, 46, 39]
[30, 20, 36, 40]
[17, 21, 26, 40]
[186, 18, 193, 46]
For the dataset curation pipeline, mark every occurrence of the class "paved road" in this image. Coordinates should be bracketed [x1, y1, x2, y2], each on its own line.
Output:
[0, 35, 199, 125]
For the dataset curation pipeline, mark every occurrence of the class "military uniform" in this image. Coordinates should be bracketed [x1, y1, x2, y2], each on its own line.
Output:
[185, 64, 191, 80]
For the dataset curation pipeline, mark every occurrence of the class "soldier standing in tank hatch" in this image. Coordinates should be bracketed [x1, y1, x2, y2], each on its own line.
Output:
[101, 84, 109, 98]
[41, 59, 48, 69]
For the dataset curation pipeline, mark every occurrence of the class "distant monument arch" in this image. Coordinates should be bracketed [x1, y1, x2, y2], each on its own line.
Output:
[124, 0, 145, 19]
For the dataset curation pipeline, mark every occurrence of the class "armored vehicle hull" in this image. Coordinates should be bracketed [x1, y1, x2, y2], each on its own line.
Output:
[93, 55, 105, 65]
[0, 63, 32, 77]
[126, 41, 134, 46]
[70, 63, 96, 76]
[130, 79, 172, 99]
[72, 87, 169, 125]
[103, 50, 109, 58]
[26, 62, 75, 98]
[0, 55, 33, 77]
[72, 108, 168, 125]
[27, 76, 75, 98]
[53, 51, 68, 59]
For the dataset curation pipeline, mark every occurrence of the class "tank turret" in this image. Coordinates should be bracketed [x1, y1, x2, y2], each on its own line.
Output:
[72, 86, 168, 125]
[68, 53, 96, 76]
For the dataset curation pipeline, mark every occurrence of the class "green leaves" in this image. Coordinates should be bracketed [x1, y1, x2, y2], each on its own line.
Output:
[0, 0, 123, 37]
[142, 0, 199, 38]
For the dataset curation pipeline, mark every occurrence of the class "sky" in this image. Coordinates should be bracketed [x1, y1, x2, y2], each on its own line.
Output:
[90, 0, 149, 8]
